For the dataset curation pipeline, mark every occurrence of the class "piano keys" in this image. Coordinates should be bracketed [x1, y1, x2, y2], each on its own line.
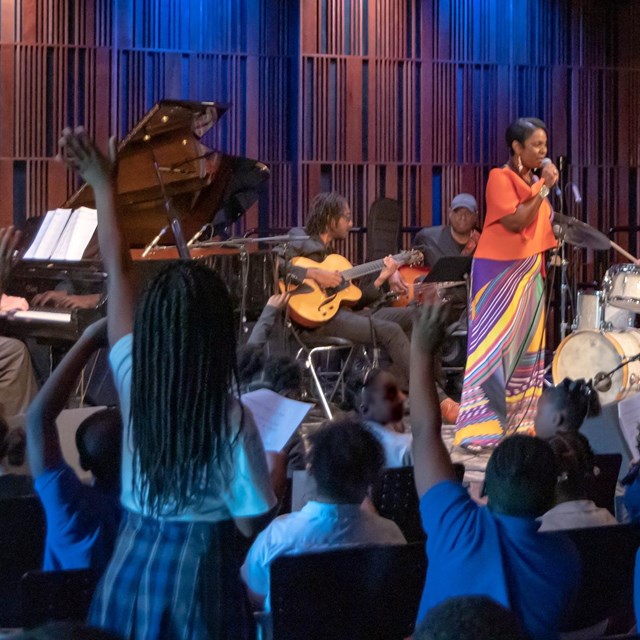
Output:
[0, 307, 104, 343]
[4, 99, 271, 344]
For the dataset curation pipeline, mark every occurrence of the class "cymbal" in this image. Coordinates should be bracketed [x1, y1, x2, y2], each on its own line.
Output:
[553, 212, 611, 251]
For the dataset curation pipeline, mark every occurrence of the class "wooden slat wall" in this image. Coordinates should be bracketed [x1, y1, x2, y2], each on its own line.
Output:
[0, 0, 638, 272]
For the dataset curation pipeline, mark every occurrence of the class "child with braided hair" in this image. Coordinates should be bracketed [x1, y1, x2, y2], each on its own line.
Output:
[539, 430, 617, 530]
[57, 127, 277, 640]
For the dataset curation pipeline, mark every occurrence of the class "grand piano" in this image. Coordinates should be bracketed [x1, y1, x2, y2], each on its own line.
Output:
[2, 99, 272, 343]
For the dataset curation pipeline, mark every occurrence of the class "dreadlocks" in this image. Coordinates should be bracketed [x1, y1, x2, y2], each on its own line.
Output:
[131, 261, 240, 516]
[305, 192, 350, 237]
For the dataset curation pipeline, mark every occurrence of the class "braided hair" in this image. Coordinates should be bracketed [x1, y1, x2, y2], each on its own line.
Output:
[548, 430, 596, 500]
[546, 377, 601, 432]
[305, 192, 349, 237]
[131, 261, 240, 516]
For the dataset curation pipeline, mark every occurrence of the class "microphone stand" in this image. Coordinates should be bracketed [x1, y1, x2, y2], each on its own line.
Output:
[593, 351, 640, 392]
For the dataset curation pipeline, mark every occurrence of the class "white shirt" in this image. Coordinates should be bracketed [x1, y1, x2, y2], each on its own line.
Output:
[538, 499, 618, 532]
[241, 500, 406, 610]
[365, 420, 413, 468]
[110, 334, 276, 522]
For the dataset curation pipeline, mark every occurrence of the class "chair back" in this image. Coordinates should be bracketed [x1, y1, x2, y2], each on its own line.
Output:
[589, 453, 622, 515]
[270, 542, 426, 640]
[371, 465, 464, 543]
[366, 198, 402, 261]
[20, 568, 98, 628]
[0, 496, 46, 626]
[557, 523, 640, 632]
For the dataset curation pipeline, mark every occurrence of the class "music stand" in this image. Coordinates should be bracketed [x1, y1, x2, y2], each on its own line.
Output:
[421, 256, 472, 283]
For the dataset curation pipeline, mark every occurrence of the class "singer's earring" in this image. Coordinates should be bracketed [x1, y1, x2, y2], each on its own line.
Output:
[516, 154, 523, 173]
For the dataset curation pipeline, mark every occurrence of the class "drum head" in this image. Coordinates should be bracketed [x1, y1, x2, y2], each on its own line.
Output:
[553, 331, 623, 405]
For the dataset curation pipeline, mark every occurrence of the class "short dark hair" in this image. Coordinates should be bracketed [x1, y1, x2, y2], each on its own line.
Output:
[305, 192, 350, 236]
[548, 430, 596, 500]
[505, 117, 547, 155]
[485, 435, 557, 517]
[543, 377, 601, 432]
[75, 408, 122, 485]
[306, 417, 384, 503]
[414, 595, 526, 640]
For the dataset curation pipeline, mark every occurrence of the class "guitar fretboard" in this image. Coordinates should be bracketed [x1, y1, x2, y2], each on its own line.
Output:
[341, 252, 412, 280]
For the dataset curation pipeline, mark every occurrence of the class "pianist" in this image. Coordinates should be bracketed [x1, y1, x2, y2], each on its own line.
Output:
[0, 226, 38, 422]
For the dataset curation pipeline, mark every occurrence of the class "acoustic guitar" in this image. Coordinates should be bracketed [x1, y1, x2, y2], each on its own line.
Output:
[281, 250, 422, 328]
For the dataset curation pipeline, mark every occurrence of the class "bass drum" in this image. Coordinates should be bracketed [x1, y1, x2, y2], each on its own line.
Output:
[553, 329, 640, 405]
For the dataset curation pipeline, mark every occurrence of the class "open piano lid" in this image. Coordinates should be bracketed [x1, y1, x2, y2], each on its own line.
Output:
[64, 99, 270, 248]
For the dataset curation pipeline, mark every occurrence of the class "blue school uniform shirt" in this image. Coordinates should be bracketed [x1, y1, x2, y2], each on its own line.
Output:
[418, 480, 580, 640]
[35, 462, 122, 573]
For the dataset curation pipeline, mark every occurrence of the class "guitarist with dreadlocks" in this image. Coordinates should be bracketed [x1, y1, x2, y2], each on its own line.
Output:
[278, 192, 415, 390]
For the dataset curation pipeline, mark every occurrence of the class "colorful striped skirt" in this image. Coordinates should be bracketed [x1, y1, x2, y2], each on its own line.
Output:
[454, 254, 546, 449]
[88, 511, 255, 640]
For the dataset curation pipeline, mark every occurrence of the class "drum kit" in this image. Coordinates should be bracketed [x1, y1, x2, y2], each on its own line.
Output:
[551, 214, 640, 405]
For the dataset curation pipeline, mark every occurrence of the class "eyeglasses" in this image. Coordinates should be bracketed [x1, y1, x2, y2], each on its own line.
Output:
[341, 213, 353, 222]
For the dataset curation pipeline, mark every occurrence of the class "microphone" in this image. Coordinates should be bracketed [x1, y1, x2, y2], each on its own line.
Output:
[187, 223, 211, 247]
[141, 225, 169, 258]
[593, 371, 612, 393]
[541, 158, 562, 197]
[571, 183, 582, 205]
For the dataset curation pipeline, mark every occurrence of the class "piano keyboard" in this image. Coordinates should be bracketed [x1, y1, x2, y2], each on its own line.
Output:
[0, 309, 72, 323]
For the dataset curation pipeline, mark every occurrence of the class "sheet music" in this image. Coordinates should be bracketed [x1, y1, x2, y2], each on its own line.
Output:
[23, 209, 56, 259]
[241, 388, 313, 452]
[618, 394, 640, 460]
[24, 208, 72, 260]
[63, 207, 97, 260]
[24, 207, 96, 261]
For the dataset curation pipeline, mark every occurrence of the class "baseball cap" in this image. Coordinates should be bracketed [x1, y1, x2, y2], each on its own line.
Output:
[450, 193, 478, 213]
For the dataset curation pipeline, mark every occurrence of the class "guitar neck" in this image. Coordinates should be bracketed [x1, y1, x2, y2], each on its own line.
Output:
[341, 252, 410, 280]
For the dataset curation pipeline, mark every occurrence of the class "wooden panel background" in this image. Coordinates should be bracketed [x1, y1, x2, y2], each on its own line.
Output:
[0, 0, 638, 271]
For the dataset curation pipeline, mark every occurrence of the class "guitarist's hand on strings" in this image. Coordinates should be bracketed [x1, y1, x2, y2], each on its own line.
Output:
[375, 256, 409, 294]
[307, 268, 343, 289]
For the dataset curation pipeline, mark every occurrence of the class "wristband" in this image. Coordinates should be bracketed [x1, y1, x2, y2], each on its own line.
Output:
[539, 185, 550, 199]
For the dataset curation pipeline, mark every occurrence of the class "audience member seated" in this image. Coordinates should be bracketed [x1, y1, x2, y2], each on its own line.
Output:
[26, 318, 122, 574]
[56, 128, 278, 639]
[413, 595, 527, 640]
[534, 377, 600, 440]
[539, 430, 617, 531]
[0, 420, 33, 498]
[360, 368, 412, 467]
[410, 304, 580, 640]
[241, 416, 406, 611]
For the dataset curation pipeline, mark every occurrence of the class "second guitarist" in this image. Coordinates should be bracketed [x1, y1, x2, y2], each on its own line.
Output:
[277, 192, 415, 391]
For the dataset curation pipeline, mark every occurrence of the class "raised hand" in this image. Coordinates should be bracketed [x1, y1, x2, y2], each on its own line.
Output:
[412, 302, 449, 355]
[57, 127, 117, 189]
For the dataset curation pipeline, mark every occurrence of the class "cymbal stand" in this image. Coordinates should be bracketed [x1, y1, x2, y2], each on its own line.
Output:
[559, 235, 570, 341]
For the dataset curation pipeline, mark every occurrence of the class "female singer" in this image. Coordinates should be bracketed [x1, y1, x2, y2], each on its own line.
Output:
[454, 117, 559, 449]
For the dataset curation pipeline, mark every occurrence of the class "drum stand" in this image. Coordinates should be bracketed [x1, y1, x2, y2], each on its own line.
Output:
[551, 227, 571, 342]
